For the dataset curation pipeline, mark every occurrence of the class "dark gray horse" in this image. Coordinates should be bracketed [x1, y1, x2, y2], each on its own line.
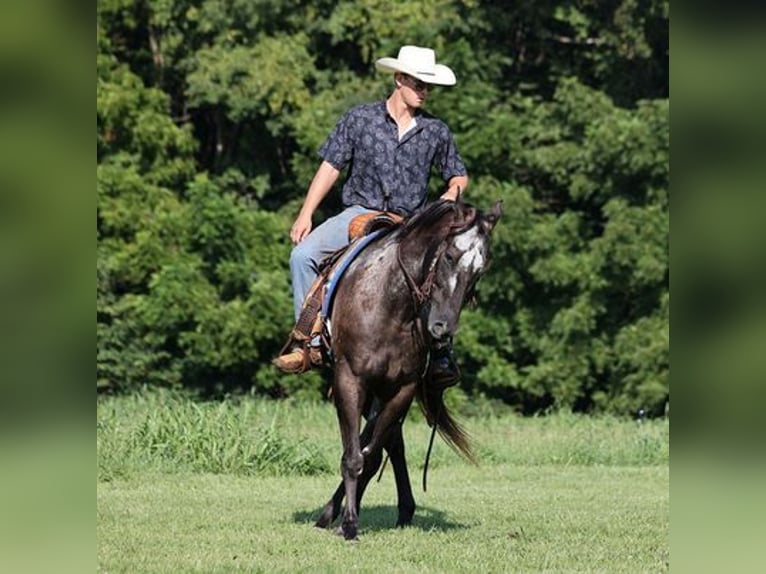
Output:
[315, 197, 502, 540]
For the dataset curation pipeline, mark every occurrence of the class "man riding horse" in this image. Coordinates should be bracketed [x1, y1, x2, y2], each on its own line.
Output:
[274, 45, 468, 389]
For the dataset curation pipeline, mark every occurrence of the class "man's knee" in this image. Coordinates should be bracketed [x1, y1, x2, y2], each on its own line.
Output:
[290, 242, 314, 273]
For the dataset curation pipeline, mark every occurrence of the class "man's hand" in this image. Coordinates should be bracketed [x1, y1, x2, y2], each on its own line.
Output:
[290, 161, 340, 244]
[290, 213, 313, 244]
[440, 175, 469, 202]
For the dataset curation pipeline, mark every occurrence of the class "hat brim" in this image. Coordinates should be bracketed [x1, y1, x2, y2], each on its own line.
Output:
[375, 57, 456, 86]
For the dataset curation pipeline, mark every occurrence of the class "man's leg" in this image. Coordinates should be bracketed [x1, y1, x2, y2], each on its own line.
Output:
[289, 205, 373, 321]
[275, 206, 373, 373]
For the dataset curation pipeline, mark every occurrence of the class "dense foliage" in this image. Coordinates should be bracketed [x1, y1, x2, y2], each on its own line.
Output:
[97, 0, 669, 415]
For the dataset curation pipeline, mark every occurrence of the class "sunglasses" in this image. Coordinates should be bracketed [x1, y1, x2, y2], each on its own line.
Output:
[401, 74, 431, 93]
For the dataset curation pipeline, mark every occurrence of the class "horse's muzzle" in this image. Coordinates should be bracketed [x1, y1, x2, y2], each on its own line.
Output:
[428, 320, 451, 342]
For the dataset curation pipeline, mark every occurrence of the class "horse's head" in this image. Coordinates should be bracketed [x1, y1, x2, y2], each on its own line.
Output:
[397, 197, 502, 344]
[424, 198, 502, 343]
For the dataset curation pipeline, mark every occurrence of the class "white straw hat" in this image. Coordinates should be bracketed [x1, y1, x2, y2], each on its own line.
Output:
[375, 45, 457, 86]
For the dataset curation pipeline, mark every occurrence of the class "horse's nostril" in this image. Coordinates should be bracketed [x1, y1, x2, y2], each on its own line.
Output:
[429, 321, 449, 340]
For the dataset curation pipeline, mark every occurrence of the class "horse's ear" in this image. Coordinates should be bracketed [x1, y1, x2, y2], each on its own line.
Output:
[481, 199, 503, 233]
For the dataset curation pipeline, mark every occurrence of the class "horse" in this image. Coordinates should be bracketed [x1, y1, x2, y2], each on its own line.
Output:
[314, 196, 502, 540]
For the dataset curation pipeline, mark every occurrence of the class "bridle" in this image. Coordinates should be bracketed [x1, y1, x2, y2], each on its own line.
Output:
[397, 240, 448, 311]
[395, 209, 478, 312]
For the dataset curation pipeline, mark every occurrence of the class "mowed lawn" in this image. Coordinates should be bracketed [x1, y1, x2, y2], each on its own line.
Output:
[97, 392, 669, 573]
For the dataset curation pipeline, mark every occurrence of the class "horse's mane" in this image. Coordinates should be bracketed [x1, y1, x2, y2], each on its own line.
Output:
[398, 199, 467, 239]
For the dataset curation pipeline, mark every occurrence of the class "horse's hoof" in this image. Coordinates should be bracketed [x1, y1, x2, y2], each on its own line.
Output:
[333, 525, 357, 541]
[341, 523, 359, 541]
[396, 505, 415, 527]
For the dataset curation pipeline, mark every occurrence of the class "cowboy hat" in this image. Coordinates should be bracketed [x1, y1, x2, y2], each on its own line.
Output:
[375, 45, 457, 86]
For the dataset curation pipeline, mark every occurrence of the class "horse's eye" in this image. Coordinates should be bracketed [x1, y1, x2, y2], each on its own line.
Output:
[444, 253, 456, 265]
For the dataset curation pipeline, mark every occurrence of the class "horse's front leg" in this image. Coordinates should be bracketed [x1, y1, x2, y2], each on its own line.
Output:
[355, 416, 416, 528]
[316, 413, 378, 530]
[361, 382, 416, 461]
[355, 411, 415, 527]
[350, 382, 417, 528]
[334, 363, 366, 540]
[316, 412, 416, 530]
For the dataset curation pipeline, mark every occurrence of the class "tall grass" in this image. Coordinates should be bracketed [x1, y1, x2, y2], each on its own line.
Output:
[469, 411, 669, 467]
[97, 389, 668, 482]
[97, 390, 332, 481]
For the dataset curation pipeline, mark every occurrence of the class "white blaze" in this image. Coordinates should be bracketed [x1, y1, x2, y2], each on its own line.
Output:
[454, 227, 485, 273]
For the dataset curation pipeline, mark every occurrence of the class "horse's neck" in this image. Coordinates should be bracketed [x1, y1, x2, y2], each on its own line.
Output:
[355, 240, 418, 312]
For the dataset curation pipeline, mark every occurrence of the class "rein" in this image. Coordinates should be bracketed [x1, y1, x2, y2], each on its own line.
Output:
[422, 398, 441, 492]
[392, 208, 478, 491]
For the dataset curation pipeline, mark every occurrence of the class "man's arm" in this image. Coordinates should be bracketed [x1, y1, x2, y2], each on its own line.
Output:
[290, 161, 341, 244]
[440, 174, 469, 202]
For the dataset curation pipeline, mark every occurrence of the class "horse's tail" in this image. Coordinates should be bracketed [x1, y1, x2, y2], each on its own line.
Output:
[416, 384, 476, 464]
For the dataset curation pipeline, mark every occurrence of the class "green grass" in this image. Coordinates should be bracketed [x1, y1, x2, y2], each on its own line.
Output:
[97, 391, 334, 481]
[97, 390, 669, 572]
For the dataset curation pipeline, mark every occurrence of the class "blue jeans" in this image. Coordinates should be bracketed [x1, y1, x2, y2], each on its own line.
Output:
[289, 205, 374, 321]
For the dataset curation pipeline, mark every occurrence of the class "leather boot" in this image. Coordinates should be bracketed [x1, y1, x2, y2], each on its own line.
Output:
[427, 341, 461, 391]
[274, 307, 326, 374]
[272, 345, 309, 374]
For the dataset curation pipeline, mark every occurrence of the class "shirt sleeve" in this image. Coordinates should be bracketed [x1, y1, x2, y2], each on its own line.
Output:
[435, 125, 468, 181]
[318, 109, 355, 170]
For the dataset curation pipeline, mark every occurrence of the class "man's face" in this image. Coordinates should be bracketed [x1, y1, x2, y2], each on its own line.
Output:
[398, 73, 432, 107]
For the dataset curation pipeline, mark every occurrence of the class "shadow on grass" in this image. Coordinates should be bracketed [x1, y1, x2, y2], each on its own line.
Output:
[293, 504, 468, 533]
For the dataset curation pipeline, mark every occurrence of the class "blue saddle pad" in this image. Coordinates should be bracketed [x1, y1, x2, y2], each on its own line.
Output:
[321, 228, 386, 323]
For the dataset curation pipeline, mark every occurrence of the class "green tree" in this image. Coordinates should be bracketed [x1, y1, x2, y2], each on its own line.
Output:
[460, 78, 668, 415]
[97, 0, 669, 414]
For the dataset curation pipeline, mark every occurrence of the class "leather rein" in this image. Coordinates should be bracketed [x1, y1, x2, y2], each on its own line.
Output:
[391, 209, 478, 492]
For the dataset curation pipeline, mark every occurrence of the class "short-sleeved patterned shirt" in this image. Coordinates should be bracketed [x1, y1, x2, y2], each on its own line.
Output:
[318, 101, 467, 216]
